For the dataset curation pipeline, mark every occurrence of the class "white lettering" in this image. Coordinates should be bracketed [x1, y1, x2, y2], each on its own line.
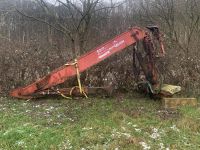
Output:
[98, 51, 110, 59]
[97, 40, 125, 59]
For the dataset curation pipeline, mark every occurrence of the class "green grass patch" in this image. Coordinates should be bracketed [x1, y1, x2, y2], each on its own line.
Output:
[0, 96, 199, 149]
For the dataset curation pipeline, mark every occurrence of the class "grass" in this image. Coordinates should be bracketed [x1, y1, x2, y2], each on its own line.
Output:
[0, 95, 199, 150]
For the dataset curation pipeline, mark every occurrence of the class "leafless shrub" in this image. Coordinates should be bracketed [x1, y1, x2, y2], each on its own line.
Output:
[0, 0, 199, 96]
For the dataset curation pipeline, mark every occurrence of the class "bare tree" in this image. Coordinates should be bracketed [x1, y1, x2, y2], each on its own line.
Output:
[16, 0, 123, 58]
[0, 0, 200, 95]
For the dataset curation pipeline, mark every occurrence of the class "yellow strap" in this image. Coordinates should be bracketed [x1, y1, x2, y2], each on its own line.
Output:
[75, 60, 82, 93]
[69, 86, 88, 98]
[69, 86, 78, 96]
[74, 59, 88, 98]
[65, 61, 77, 66]
[82, 90, 88, 98]
[63, 59, 88, 98]
[57, 90, 72, 99]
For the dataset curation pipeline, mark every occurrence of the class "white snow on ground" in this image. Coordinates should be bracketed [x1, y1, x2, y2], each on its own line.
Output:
[59, 139, 73, 149]
[139, 141, 151, 150]
[170, 125, 180, 132]
[150, 128, 160, 139]
[82, 127, 93, 131]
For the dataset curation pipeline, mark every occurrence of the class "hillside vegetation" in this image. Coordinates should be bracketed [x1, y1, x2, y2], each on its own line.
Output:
[0, 0, 200, 96]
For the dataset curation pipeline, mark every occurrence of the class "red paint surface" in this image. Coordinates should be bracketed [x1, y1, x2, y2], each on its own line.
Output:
[10, 27, 146, 98]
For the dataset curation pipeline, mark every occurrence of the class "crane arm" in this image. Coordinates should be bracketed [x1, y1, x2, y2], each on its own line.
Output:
[10, 27, 160, 99]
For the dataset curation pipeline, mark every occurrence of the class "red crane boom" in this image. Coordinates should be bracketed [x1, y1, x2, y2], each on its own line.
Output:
[10, 26, 164, 99]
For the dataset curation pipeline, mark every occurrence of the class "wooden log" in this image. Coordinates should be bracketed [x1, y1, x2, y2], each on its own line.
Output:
[162, 98, 198, 109]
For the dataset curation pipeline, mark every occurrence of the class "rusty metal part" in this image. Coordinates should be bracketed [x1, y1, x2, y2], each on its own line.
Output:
[132, 26, 165, 95]
[10, 26, 167, 99]
[29, 86, 114, 99]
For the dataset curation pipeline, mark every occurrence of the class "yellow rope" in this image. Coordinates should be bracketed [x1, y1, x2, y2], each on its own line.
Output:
[69, 86, 78, 96]
[56, 89, 72, 99]
[65, 61, 77, 66]
[63, 59, 88, 98]
[74, 59, 88, 98]
[82, 90, 88, 98]
[75, 60, 83, 93]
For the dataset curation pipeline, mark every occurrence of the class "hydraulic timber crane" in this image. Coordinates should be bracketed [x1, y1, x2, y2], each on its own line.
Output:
[10, 26, 180, 99]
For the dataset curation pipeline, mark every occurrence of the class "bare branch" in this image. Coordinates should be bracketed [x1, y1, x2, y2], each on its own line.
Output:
[56, 0, 76, 27]
[15, 8, 69, 35]
[57, 0, 84, 16]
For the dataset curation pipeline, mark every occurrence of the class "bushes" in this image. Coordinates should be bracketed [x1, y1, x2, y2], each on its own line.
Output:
[0, 0, 200, 96]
